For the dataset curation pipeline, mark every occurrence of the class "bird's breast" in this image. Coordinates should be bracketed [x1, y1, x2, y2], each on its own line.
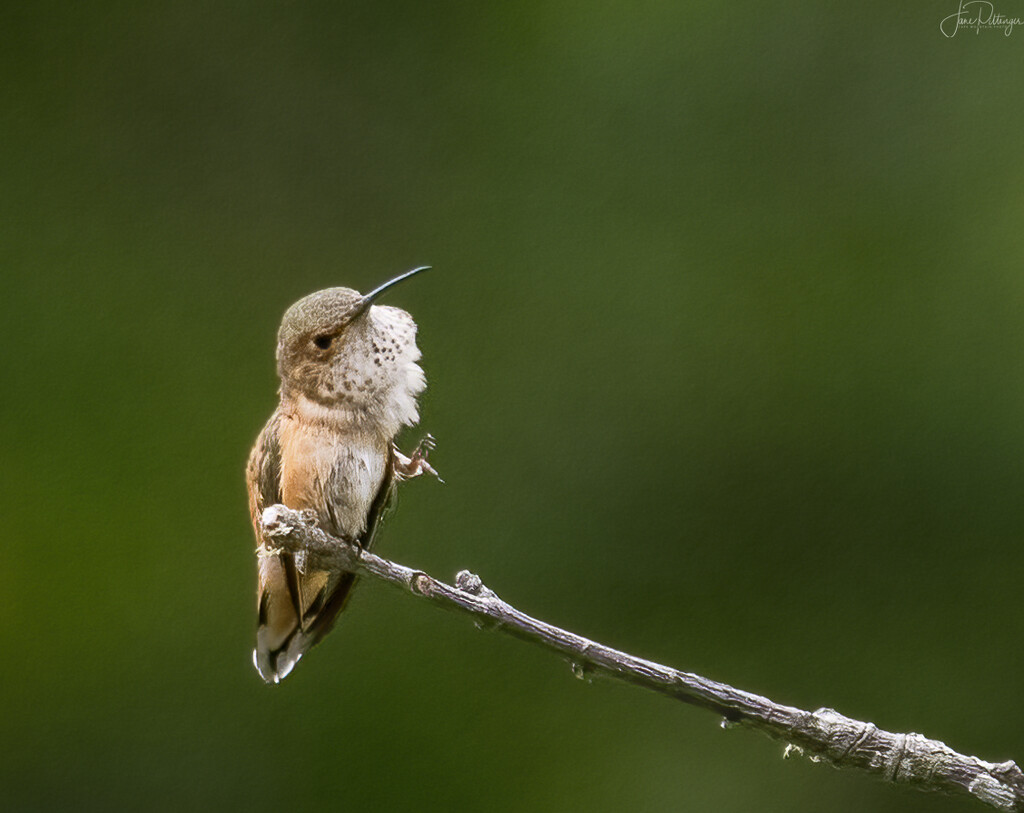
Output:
[278, 412, 389, 541]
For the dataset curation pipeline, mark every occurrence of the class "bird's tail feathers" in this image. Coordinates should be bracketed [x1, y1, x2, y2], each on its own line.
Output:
[253, 551, 358, 683]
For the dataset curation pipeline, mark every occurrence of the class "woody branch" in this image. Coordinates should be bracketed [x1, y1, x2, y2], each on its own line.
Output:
[260, 504, 1023, 812]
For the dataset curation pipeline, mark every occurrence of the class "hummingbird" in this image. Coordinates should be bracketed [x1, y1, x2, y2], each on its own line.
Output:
[246, 266, 437, 683]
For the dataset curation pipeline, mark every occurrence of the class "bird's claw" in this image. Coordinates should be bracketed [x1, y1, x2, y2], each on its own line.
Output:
[393, 433, 443, 482]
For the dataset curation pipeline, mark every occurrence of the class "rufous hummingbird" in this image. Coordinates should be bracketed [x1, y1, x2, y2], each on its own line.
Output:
[246, 267, 437, 683]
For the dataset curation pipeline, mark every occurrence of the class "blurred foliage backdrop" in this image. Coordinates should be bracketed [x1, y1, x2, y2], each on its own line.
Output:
[3, 2, 1023, 811]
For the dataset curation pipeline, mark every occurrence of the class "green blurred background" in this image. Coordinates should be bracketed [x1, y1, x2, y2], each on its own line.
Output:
[3, 2, 1022, 810]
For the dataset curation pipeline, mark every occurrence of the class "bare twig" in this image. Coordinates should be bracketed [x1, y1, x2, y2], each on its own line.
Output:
[260, 504, 1023, 811]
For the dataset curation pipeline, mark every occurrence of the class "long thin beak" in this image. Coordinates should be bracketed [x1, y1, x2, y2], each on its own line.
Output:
[355, 266, 430, 316]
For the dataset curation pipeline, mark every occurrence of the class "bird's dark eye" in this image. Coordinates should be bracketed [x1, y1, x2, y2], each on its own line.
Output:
[313, 334, 333, 350]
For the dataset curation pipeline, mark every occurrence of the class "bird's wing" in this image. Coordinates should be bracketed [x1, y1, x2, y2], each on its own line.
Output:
[292, 454, 395, 649]
[247, 413, 395, 683]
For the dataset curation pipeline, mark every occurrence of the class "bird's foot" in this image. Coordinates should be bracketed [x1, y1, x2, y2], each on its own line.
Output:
[393, 433, 443, 482]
